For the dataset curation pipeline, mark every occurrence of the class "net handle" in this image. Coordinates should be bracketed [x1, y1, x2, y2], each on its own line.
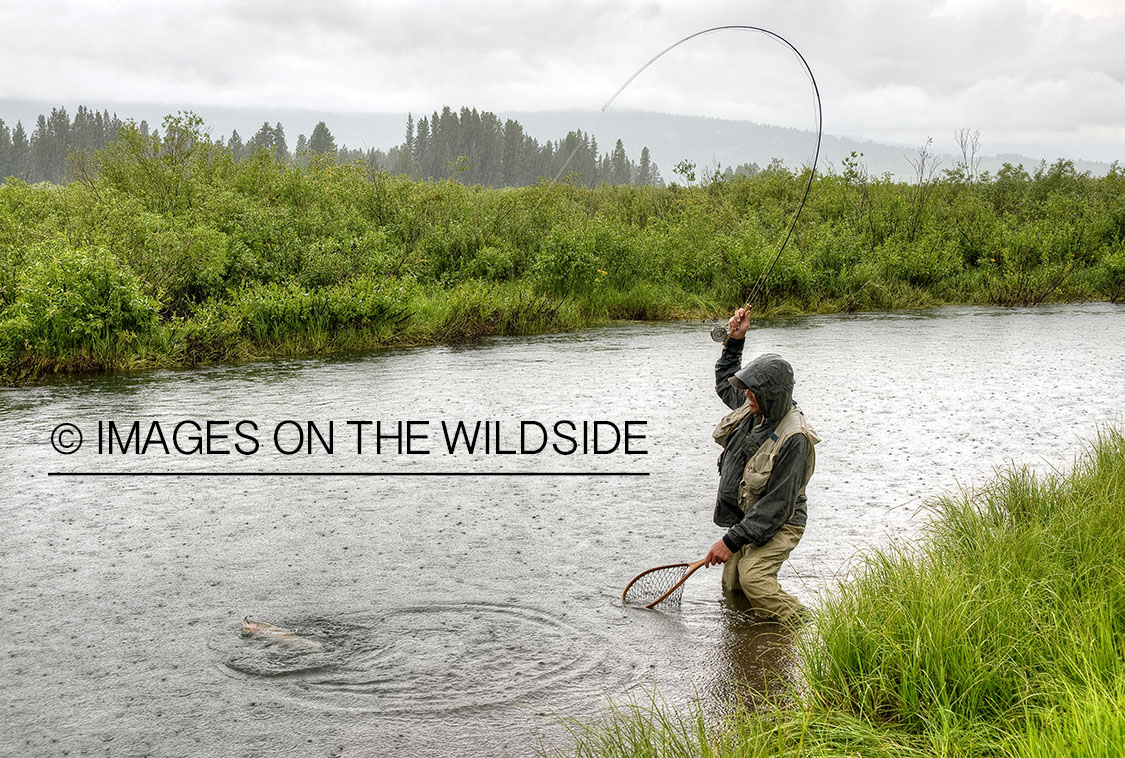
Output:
[621, 558, 708, 609]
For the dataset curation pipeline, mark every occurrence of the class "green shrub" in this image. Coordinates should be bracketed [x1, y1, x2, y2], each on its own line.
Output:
[0, 244, 158, 363]
[464, 244, 520, 281]
[1098, 245, 1125, 302]
[225, 276, 416, 342]
[531, 225, 598, 296]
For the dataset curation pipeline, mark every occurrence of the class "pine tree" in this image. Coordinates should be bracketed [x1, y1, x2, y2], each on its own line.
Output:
[10, 121, 29, 180]
[49, 107, 71, 181]
[392, 115, 413, 174]
[414, 116, 428, 167]
[575, 131, 596, 187]
[502, 119, 522, 187]
[93, 110, 106, 146]
[404, 113, 414, 162]
[249, 122, 274, 156]
[589, 136, 601, 185]
[294, 134, 308, 167]
[229, 129, 244, 162]
[30, 114, 48, 182]
[365, 147, 386, 173]
[307, 121, 336, 156]
[610, 139, 631, 185]
[637, 146, 652, 186]
[0, 119, 10, 180]
[72, 106, 94, 154]
[105, 111, 123, 143]
[425, 110, 441, 178]
[479, 110, 501, 185]
[273, 122, 289, 162]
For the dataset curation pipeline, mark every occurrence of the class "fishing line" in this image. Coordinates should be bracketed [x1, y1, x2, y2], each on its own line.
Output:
[602, 25, 823, 342]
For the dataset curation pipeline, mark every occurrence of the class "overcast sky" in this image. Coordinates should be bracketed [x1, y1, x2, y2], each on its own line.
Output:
[2, 0, 1122, 161]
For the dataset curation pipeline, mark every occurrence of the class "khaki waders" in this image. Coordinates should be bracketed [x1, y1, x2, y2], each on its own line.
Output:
[721, 523, 807, 621]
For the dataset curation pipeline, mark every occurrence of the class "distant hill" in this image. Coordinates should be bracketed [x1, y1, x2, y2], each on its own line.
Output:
[506, 110, 1116, 182]
[1, 98, 1115, 183]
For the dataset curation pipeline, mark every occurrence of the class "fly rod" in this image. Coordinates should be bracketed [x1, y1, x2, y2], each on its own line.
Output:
[601, 26, 823, 342]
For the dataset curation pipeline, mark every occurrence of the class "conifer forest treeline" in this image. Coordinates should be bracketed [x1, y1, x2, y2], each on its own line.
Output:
[1, 110, 1123, 382]
[0, 105, 662, 189]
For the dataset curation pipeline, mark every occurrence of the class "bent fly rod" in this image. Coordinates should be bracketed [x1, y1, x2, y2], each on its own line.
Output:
[602, 26, 823, 342]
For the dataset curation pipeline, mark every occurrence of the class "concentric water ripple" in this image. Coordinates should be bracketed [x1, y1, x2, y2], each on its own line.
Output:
[222, 601, 621, 714]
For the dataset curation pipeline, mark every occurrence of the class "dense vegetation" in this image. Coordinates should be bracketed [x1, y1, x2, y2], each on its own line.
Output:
[561, 428, 1125, 757]
[1, 112, 1122, 382]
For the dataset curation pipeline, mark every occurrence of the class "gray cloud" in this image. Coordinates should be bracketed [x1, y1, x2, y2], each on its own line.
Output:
[1, 0, 1121, 160]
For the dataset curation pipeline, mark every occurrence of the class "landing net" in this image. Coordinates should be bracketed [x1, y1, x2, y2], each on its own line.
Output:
[622, 564, 691, 609]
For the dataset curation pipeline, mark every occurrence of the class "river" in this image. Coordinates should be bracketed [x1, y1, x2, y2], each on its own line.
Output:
[2, 303, 1122, 756]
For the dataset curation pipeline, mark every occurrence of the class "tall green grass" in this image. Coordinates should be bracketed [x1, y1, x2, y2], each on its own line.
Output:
[559, 428, 1125, 757]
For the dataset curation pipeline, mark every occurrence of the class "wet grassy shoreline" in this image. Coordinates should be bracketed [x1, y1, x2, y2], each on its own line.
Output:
[0, 280, 1114, 386]
[559, 428, 1125, 757]
[2, 291, 1112, 386]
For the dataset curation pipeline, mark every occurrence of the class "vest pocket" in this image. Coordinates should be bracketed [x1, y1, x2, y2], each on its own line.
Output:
[741, 450, 777, 497]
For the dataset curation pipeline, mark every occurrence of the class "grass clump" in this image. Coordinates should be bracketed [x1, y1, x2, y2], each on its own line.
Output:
[560, 428, 1125, 756]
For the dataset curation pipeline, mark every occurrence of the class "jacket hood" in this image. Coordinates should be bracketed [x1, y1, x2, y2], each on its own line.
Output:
[728, 353, 795, 421]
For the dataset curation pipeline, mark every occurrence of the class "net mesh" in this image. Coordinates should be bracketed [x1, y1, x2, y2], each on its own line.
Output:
[622, 564, 690, 608]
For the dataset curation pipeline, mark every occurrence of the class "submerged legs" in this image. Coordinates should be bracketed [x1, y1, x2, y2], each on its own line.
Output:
[721, 524, 807, 621]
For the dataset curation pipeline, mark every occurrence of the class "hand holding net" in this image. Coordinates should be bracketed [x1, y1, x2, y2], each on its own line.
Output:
[621, 559, 707, 609]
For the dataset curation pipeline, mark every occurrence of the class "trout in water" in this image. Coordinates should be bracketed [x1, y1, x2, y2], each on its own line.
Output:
[241, 616, 324, 650]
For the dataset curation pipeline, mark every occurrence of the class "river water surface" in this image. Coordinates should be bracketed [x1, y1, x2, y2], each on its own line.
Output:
[2, 304, 1123, 756]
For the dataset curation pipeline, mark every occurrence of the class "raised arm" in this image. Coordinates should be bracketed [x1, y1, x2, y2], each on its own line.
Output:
[715, 308, 751, 410]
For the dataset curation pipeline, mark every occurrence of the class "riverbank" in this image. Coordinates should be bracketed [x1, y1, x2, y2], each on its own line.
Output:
[561, 428, 1125, 757]
[0, 279, 941, 384]
[2, 114, 1123, 384]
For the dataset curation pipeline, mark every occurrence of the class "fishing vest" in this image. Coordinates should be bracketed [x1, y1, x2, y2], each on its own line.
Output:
[713, 404, 820, 514]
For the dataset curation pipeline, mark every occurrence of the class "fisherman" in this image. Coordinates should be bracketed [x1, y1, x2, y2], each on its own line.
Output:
[702, 307, 819, 622]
